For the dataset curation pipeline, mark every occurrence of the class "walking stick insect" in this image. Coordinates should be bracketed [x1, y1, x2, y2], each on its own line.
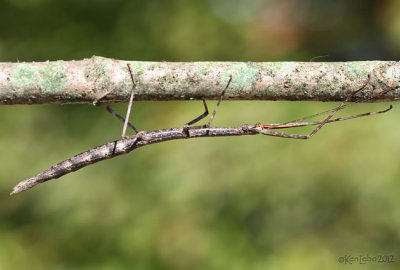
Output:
[10, 64, 394, 195]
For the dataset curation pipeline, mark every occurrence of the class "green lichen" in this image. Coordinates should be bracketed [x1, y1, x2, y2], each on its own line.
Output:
[85, 60, 107, 79]
[262, 62, 283, 75]
[223, 63, 259, 90]
[127, 61, 157, 75]
[384, 63, 400, 81]
[39, 63, 67, 93]
[12, 64, 38, 88]
[343, 61, 372, 78]
[196, 67, 208, 76]
[165, 74, 177, 84]
[84, 59, 111, 95]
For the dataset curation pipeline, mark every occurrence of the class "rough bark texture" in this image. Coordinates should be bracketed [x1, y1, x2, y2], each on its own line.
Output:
[0, 56, 399, 105]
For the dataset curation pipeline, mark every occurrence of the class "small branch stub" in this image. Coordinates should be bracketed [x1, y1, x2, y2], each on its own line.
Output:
[0, 56, 400, 105]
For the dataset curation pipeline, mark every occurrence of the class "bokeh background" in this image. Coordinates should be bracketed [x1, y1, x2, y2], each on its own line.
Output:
[1, 0, 400, 269]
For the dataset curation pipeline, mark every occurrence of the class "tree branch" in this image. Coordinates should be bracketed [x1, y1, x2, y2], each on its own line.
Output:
[1, 56, 399, 105]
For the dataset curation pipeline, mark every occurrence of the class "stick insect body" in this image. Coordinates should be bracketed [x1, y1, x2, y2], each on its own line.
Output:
[10, 66, 393, 195]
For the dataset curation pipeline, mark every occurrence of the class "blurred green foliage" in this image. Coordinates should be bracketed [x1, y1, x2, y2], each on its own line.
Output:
[1, 0, 400, 269]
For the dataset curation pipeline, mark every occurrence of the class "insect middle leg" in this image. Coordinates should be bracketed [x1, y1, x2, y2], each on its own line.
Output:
[182, 98, 208, 136]
[182, 75, 232, 136]
[184, 98, 209, 126]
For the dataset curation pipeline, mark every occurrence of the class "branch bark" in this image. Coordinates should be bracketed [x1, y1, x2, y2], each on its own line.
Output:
[1, 56, 399, 105]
